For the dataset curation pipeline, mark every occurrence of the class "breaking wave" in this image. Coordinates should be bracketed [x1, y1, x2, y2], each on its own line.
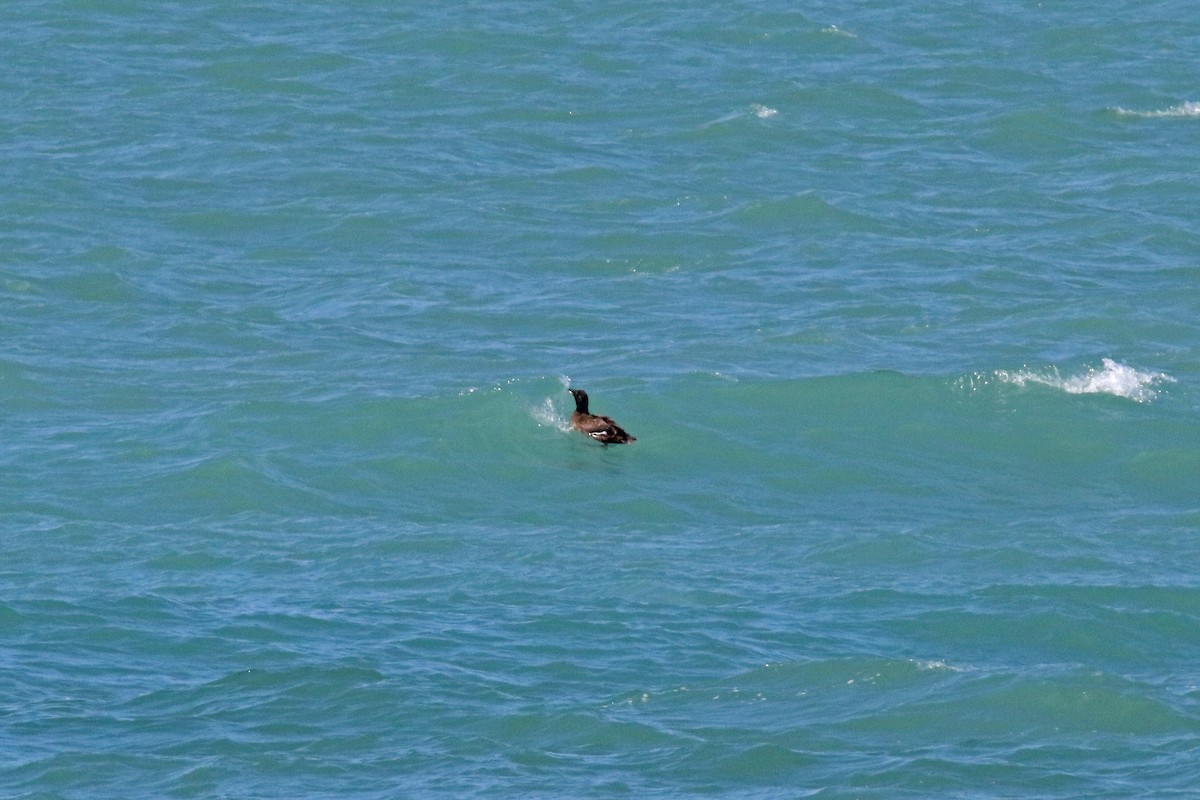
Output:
[965, 359, 1174, 403]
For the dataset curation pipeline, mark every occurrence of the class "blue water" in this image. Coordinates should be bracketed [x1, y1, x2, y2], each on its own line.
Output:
[3, 2, 1200, 797]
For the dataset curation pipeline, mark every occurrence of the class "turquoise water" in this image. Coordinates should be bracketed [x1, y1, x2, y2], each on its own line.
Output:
[4, 2, 1200, 797]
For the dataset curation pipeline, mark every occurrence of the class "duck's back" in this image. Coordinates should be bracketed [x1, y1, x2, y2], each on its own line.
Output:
[571, 411, 636, 444]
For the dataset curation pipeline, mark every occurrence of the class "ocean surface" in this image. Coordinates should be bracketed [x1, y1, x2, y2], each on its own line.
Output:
[3, 2, 1199, 797]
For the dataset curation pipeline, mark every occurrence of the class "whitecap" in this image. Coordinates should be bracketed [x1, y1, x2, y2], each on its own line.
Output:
[751, 103, 778, 119]
[1114, 101, 1200, 118]
[993, 358, 1174, 403]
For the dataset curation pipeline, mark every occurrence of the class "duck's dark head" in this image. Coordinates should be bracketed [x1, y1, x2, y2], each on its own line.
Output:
[568, 388, 589, 412]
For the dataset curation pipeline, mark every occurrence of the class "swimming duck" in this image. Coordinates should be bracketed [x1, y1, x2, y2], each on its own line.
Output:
[568, 388, 636, 444]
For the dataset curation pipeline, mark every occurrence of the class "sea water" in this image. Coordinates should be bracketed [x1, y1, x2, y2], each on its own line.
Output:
[2, 2, 1199, 797]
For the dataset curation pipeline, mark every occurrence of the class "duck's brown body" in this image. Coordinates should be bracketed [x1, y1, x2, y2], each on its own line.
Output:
[568, 388, 636, 444]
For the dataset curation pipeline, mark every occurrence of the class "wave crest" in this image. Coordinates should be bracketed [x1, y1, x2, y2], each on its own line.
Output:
[987, 359, 1174, 403]
[1114, 101, 1200, 118]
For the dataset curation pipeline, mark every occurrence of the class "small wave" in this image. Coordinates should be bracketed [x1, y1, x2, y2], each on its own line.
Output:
[458, 375, 574, 432]
[821, 25, 857, 38]
[1114, 101, 1200, 118]
[989, 359, 1174, 403]
[701, 105, 778, 129]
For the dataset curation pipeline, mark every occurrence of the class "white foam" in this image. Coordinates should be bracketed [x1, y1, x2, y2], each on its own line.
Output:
[530, 397, 571, 433]
[751, 103, 778, 119]
[993, 358, 1174, 403]
[1114, 101, 1200, 118]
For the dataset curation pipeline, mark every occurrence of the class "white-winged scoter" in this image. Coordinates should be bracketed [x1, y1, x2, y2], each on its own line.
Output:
[568, 388, 636, 444]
